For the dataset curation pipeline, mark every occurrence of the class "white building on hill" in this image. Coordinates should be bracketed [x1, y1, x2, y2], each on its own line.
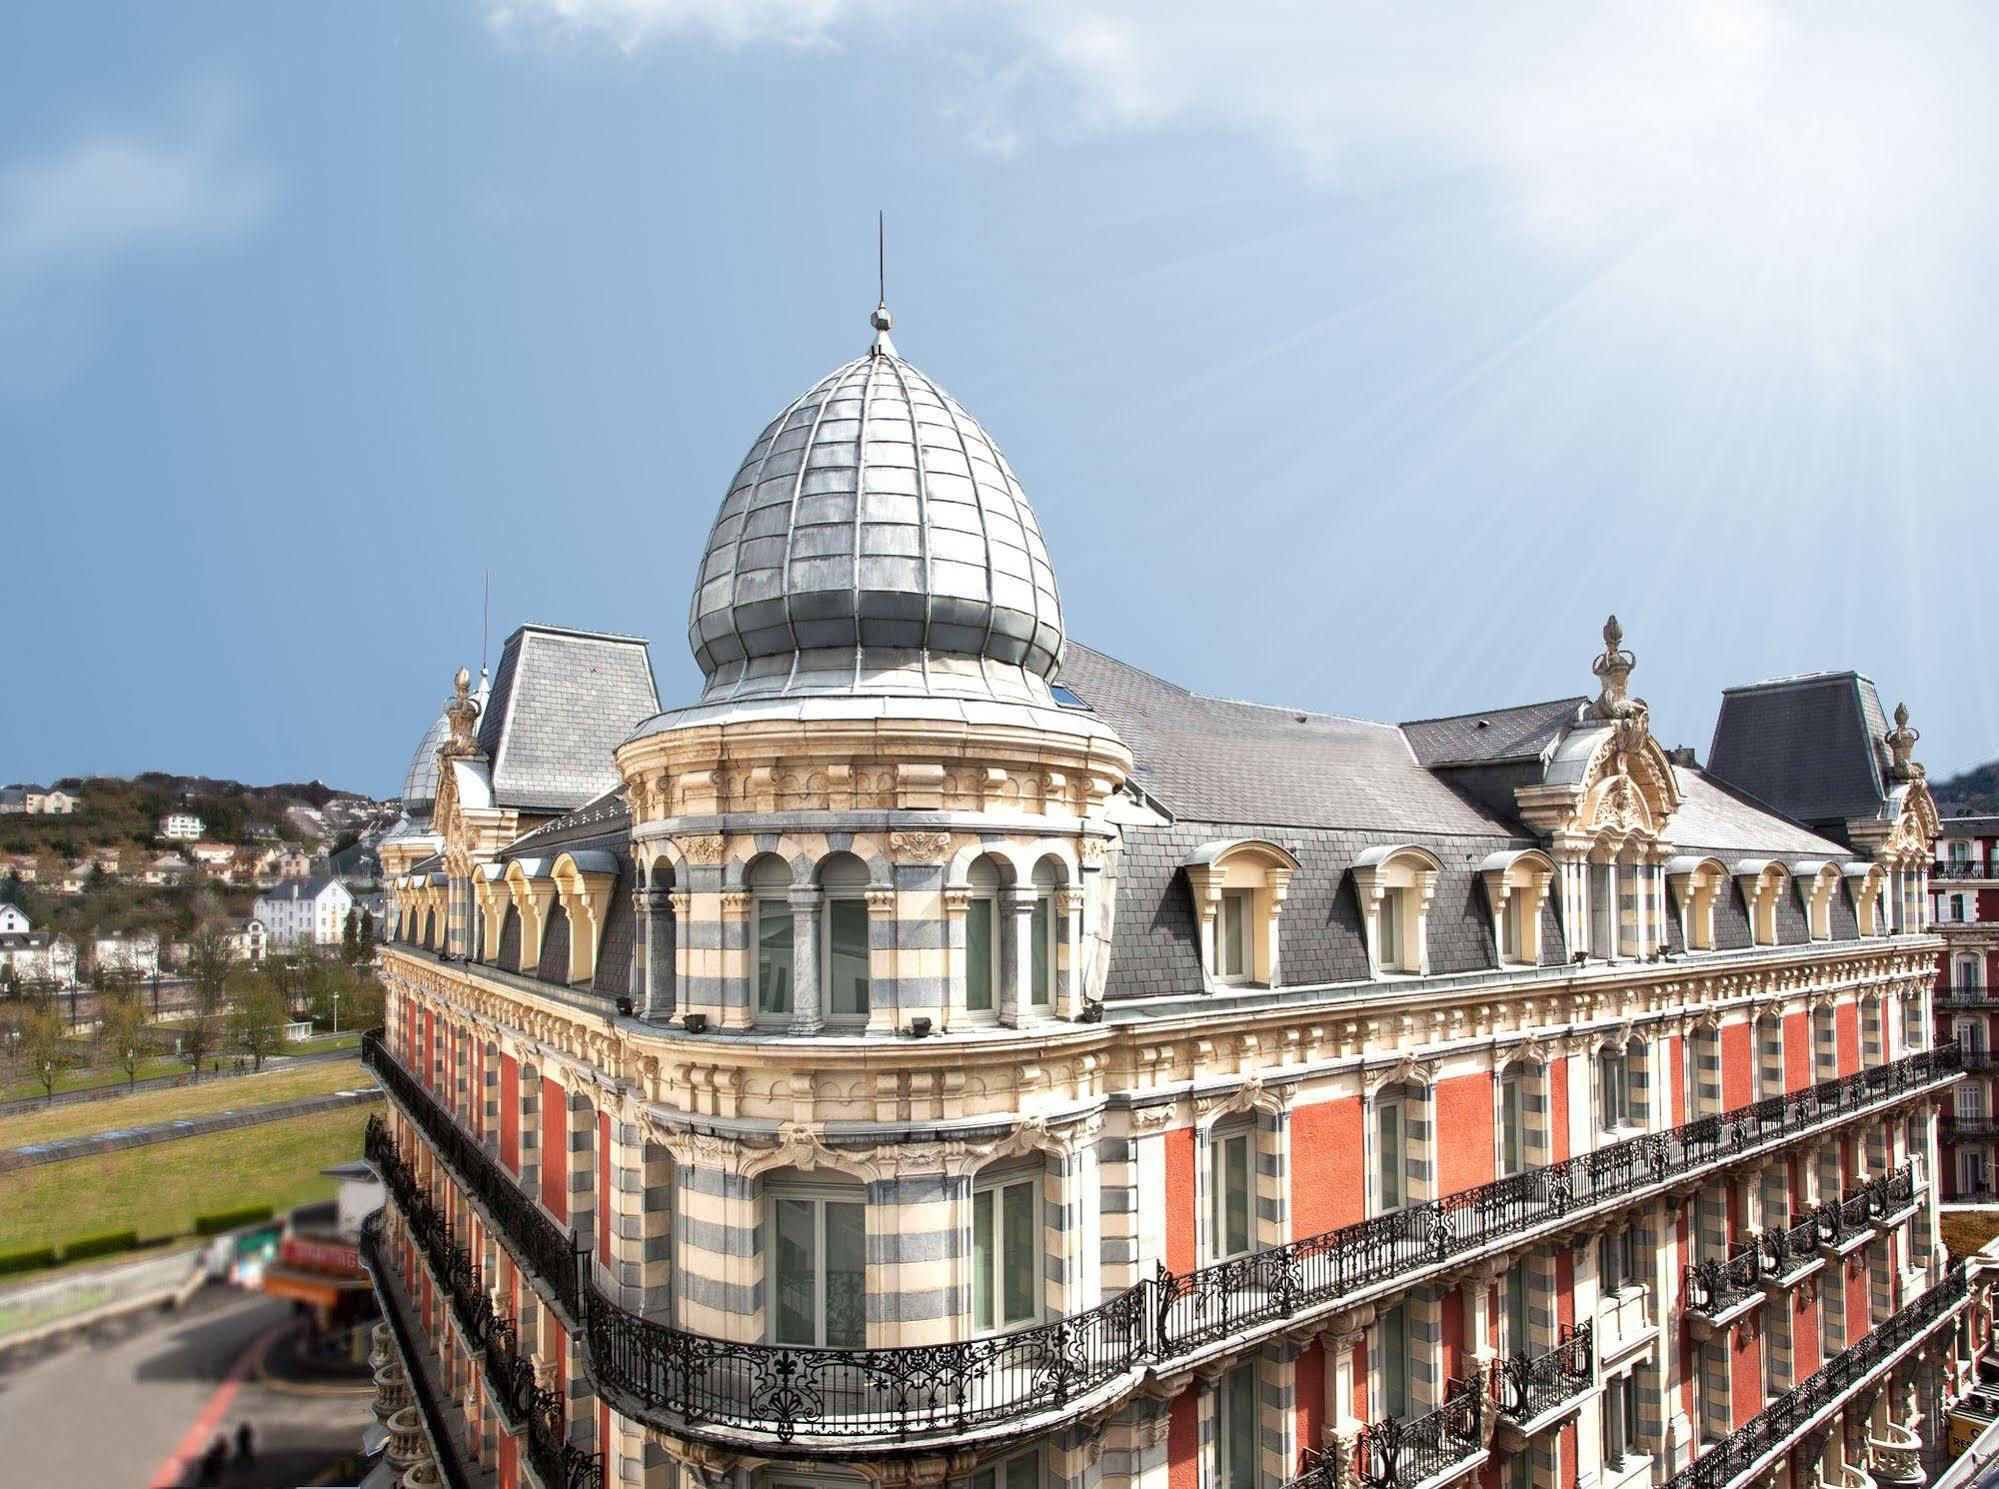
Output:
[254, 876, 353, 949]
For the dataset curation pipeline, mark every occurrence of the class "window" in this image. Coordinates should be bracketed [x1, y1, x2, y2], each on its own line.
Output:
[1600, 1227, 1639, 1294]
[1378, 887, 1404, 970]
[971, 1452, 1041, 1489]
[820, 854, 871, 1023]
[972, 1172, 1040, 1332]
[1602, 1372, 1641, 1464]
[1499, 1070, 1528, 1177]
[770, 1190, 865, 1347]
[1959, 1021, 1988, 1055]
[1215, 889, 1251, 982]
[1211, 1128, 1254, 1258]
[1379, 1305, 1411, 1420]
[1590, 863, 1614, 957]
[751, 858, 793, 1019]
[1219, 1361, 1259, 1489]
[1502, 1265, 1531, 1354]
[1377, 1099, 1407, 1213]
[1598, 1047, 1631, 1128]
[1029, 862, 1063, 1007]
[965, 896, 997, 1015]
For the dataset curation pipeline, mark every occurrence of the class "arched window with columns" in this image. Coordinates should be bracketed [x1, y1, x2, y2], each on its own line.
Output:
[1351, 845, 1443, 977]
[1479, 849, 1556, 968]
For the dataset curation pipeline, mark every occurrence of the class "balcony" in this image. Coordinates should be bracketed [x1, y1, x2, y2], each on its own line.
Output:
[1757, 1216, 1825, 1289]
[360, 1032, 1957, 1456]
[1491, 1323, 1594, 1439]
[1938, 986, 1999, 1009]
[1664, 1264, 1968, 1489]
[1933, 861, 1999, 881]
[1945, 1117, 1999, 1142]
[1684, 1242, 1765, 1334]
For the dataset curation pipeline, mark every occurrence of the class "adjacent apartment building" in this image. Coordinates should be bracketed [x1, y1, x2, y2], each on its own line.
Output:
[362, 303, 1980, 1489]
[1931, 818, 1999, 1199]
[255, 876, 356, 949]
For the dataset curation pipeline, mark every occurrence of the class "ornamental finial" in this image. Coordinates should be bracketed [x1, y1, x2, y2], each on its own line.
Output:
[442, 666, 481, 759]
[1591, 614, 1642, 722]
[1885, 701, 1921, 781]
[869, 210, 897, 358]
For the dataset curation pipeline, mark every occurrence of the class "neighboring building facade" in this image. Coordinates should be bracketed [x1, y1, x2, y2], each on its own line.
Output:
[1930, 816, 1999, 1198]
[92, 931, 160, 979]
[0, 902, 27, 936]
[0, 784, 75, 814]
[255, 877, 357, 949]
[364, 306, 1976, 1489]
[0, 929, 78, 989]
[225, 916, 268, 964]
[158, 812, 205, 841]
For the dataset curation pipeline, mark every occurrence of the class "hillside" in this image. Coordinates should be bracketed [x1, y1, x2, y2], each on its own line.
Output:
[0, 773, 393, 860]
[1935, 759, 1999, 819]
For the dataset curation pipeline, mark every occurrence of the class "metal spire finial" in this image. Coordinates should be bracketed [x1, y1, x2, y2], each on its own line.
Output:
[869, 211, 896, 357]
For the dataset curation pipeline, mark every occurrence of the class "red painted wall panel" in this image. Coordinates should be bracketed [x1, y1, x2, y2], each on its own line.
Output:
[1555, 1247, 1575, 1328]
[1352, 1339, 1368, 1420]
[541, 1076, 568, 1218]
[1836, 1004, 1861, 1075]
[1560, 1422, 1578, 1489]
[1164, 1127, 1197, 1274]
[1167, 1388, 1200, 1489]
[1792, 1289, 1820, 1376]
[1440, 1287, 1465, 1383]
[1720, 1022, 1753, 1110]
[1435, 1074, 1495, 1196]
[1669, 1034, 1687, 1125]
[1291, 1098, 1364, 1238]
[1783, 1012, 1810, 1092]
[1294, 1339, 1325, 1467]
[1845, 1257, 1870, 1342]
[497, 1431, 517, 1489]
[1729, 1325, 1761, 1427]
[1548, 1057, 1570, 1162]
[500, 1054, 520, 1175]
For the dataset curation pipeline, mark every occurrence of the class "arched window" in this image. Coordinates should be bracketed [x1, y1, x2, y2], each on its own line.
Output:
[1027, 858, 1065, 1013]
[817, 853, 872, 1026]
[1480, 851, 1555, 968]
[1496, 1059, 1543, 1176]
[1370, 1081, 1426, 1214]
[1734, 861, 1789, 947]
[1597, 1037, 1645, 1132]
[749, 856, 793, 1022]
[1352, 846, 1443, 977]
[961, 856, 1005, 1021]
[1666, 858, 1727, 952]
[1797, 862, 1840, 942]
[1846, 864, 1889, 937]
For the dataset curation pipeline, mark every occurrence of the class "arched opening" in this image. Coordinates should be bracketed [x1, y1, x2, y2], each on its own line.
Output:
[748, 854, 794, 1023]
[960, 854, 1011, 1022]
[816, 852, 872, 1026]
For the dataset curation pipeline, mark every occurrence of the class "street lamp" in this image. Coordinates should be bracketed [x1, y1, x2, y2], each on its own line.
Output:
[332, 990, 341, 1037]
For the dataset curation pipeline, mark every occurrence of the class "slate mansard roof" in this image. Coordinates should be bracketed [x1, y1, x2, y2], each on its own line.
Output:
[476, 624, 660, 814]
[1057, 644, 1882, 1004]
[1704, 671, 1895, 834]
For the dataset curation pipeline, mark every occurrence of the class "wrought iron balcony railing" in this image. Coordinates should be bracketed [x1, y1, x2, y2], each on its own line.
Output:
[1491, 1323, 1593, 1426]
[1937, 986, 1997, 1007]
[1665, 1262, 1969, 1489]
[1686, 1164, 1917, 1323]
[1684, 1241, 1763, 1320]
[1759, 1215, 1821, 1278]
[1961, 1050, 1998, 1073]
[357, 1211, 477, 1489]
[366, 1120, 604, 1489]
[360, 1030, 1956, 1453]
[1944, 1117, 1999, 1141]
[1933, 861, 1999, 881]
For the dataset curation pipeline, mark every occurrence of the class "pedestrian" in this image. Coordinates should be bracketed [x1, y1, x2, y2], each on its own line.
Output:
[235, 1421, 256, 1464]
[197, 1435, 228, 1485]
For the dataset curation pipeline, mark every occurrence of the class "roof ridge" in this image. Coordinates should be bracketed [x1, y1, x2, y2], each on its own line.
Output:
[1400, 695, 1587, 728]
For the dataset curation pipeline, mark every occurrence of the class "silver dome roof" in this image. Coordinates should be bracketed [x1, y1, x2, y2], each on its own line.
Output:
[400, 710, 451, 820]
[688, 317, 1063, 701]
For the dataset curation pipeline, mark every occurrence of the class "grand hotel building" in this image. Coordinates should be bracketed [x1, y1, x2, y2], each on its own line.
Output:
[362, 302, 1986, 1489]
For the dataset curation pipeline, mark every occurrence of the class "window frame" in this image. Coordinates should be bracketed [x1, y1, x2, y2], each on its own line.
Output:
[752, 889, 794, 1023]
[1375, 1096, 1408, 1214]
[1218, 1359, 1260, 1489]
[1213, 888, 1252, 984]
[971, 1166, 1044, 1335]
[765, 1182, 868, 1349]
[964, 891, 1000, 1019]
[821, 893, 872, 1025]
[1209, 1124, 1256, 1260]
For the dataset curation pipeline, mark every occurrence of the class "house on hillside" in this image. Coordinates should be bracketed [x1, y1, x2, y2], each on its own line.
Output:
[144, 853, 192, 886]
[0, 902, 28, 936]
[92, 931, 160, 978]
[226, 916, 268, 964]
[0, 929, 77, 989]
[274, 845, 313, 882]
[0, 785, 72, 814]
[255, 877, 353, 949]
[158, 812, 205, 841]
[187, 841, 236, 877]
[0, 854, 36, 884]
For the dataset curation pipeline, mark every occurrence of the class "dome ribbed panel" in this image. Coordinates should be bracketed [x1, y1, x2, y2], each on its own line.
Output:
[687, 350, 1063, 691]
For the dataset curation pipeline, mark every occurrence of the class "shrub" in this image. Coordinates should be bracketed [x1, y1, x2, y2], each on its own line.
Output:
[194, 1204, 274, 1235]
[0, 1245, 58, 1276]
[61, 1229, 139, 1262]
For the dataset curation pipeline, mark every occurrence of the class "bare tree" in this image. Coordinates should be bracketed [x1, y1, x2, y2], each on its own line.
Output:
[180, 923, 236, 1082]
[228, 967, 290, 1072]
[18, 997, 75, 1105]
[96, 975, 152, 1093]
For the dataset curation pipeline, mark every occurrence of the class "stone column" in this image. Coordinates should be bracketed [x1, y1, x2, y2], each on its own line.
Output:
[1001, 887, 1035, 1029]
[788, 887, 823, 1035]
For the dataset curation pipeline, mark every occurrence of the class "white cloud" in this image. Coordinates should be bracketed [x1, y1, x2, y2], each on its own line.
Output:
[0, 95, 270, 394]
[485, 0, 852, 47]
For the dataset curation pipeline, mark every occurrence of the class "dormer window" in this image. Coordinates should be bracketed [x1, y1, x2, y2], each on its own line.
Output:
[1353, 846, 1443, 977]
[1480, 850, 1556, 968]
[1666, 857, 1726, 952]
[1183, 840, 1299, 991]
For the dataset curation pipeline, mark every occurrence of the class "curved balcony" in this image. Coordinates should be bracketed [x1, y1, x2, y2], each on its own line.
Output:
[1491, 1323, 1593, 1436]
[1665, 1263, 1968, 1489]
[1865, 1419, 1925, 1487]
[360, 1031, 1958, 1457]
[1685, 1242, 1765, 1333]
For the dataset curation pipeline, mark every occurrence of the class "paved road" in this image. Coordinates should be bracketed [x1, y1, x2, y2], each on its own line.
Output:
[0, 1285, 372, 1487]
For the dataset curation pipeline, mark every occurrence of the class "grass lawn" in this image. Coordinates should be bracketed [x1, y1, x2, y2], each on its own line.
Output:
[0, 1056, 191, 1104]
[0, 1106, 368, 1260]
[0, 1056, 371, 1149]
[1942, 1207, 1999, 1261]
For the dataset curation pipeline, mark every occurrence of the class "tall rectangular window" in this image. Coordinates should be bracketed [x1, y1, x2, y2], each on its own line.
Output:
[1590, 863, 1614, 956]
[1503, 1266, 1530, 1354]
[755, 900, 793, 1016]
[1378, 888, 1403, 970]
[1601, 1227, 1638, 1294]
[965, 897, 996, 1014]
[1499, 1072, 1526, 1177]
[1219, 1360, 1259, 1489]
[1211, 1129, 1253, 1258]
[825, 899, 870, 1019]
[1030, 893, 1053, 1006]
[771, 1193, 865, 1347]
[973, 1174, 1040, 1333]
[1380, 1305, 1410, 1420]
[1599, 1048, 1630, 1128]
[1602, 1372, 1640, 1463]
[1215, 890, 1250, 981]
[1377, 1100, 1406, 1212]
[1501, 895, 1523, 962]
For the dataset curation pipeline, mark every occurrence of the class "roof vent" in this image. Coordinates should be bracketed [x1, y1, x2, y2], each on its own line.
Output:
[1475, 719, 1491, 729]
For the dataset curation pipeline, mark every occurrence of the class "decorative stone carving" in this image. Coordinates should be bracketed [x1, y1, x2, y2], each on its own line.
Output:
[681, 834, 727, 865]
[888, 830, 952, 862]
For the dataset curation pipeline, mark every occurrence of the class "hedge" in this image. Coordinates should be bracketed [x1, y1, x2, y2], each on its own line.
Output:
[194, 1204, 274, 1235]
[0, 1245, 59, 1276]
[61, 1230, 140, 1263]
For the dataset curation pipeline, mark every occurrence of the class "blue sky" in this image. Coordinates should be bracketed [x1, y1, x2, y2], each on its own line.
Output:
[5, 1, 1996, 797]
